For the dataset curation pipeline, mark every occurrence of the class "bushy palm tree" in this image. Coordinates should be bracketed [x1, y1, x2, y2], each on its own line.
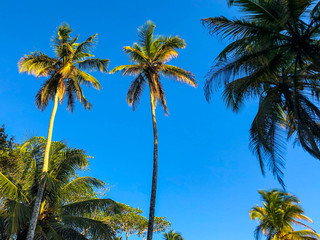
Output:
[110, 21, 196, 240]
[18, 23, 109, 239]
[202, 0, 320, 186]
[250, 190, 320, 240]
[163, 230, 183, 240]
[0, 137, 117, 239]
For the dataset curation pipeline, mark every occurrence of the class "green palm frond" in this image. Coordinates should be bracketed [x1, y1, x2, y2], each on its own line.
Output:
[110, 64, 142, 76]
[60, 177, 105, 200]
[123, 46, 147, 64]
[61, 215, 113, 239]
[0, 171, 29, 202]
[137, 20, 156, 56]
[249, 88, 286, 186]
[288, 230, 320, 240]
[4, 199, 31, 235]
[161, 65, 196, 87]
[74, 34, 98, 57]
[78, 58, 109, 73]
[127, 74, 146, 111]
[201, 16, 279, 40]
[18, 52, 57, 77]
[76, 69, 102, 90]
[62, 199, 117, 216]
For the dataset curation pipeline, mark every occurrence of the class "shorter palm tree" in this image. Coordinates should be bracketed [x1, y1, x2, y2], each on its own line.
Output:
[163, 230, 183, 240]
[250, 190, 320, 240]
[0, 137, 117, 239]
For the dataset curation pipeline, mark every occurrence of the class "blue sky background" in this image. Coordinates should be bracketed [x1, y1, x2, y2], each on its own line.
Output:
[1, 0, 320, 239]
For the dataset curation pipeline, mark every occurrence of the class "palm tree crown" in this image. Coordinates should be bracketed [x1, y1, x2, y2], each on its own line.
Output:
[19, 23, 108, 111]
[163, 230, 184, 240]
[250, 190, 320, 240]
[202, 0, 320, 186]
[110, 20, 196, 113]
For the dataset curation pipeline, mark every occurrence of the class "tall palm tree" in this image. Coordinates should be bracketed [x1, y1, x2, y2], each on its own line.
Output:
[110, 21, 196, 240]
[163, 230, 183, 240]
[201, 0, 320, 186]
[18, 23, 109, 240]
[0, 137, 117, 239]
[250, 190, 320, 240]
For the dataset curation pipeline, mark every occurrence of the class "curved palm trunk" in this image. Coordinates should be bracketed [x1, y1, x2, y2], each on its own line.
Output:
[146, 92, 158, 240]
[26, 93, 59, 240]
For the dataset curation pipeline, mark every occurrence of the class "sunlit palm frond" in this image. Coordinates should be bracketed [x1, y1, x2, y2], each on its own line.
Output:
[161, 65, 196, 87]
[74, 34, 98, 57]
[137, 20, 156, 56]
[76, 69, 102, 90]
[18, 52, 57, 77]
[123, 46, 147, 63]
[77, 58, 109, 73]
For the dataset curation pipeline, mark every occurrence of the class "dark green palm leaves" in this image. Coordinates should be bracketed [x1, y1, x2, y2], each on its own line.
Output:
[18, 23, 108, 112]
[110, 21, 196, 113]
[202, 0, 320, 186]
[0, 137, 117, 239]
[250, 190, 320, 240]
[163, 230, 184, 240]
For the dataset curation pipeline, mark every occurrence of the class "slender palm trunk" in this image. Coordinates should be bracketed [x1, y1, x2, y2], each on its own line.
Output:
[146, 92, 158, 240]
[26, 93, 59, 240]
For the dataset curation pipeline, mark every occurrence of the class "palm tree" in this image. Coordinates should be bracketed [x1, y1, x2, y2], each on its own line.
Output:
[18, 23, 109, 239]
[250, 190, 320, 240]
[110, 21, 196, 240]
[163, 230, 183, 240]
[201, 0, 320, 186]
[0, 137, 117, 239]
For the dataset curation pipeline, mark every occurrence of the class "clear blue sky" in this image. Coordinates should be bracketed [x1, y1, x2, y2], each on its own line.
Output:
[1, 0, 320, 239]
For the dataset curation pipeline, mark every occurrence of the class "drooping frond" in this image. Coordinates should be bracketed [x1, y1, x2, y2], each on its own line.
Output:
[4, 199, 31, 235]
[110, 64, 142, 76]
[161, 65, 197, 87]
[123, 46, 147, 64]
[76, 69, 102, 90]
[249, 88, 286, 186]
[61, 215, 114, 239]
[0, 171, 29, 202]
[153, 36, 186, 62]
[127, 74, 146, 111]
[78, 58, 109, 73]
[60, 177, 105, 201]
[18, 52, 57, 78]
[62, 199, 118, 216]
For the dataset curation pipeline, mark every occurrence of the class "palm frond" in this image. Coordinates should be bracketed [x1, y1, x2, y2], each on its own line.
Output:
[76, 69, 102, 90]
[127, 74, 146, 111]
[161, 65, 197, 87]
[18, 52, 57, 77]
[137, 20, 156, 56]
[78, 58, 109, 73]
